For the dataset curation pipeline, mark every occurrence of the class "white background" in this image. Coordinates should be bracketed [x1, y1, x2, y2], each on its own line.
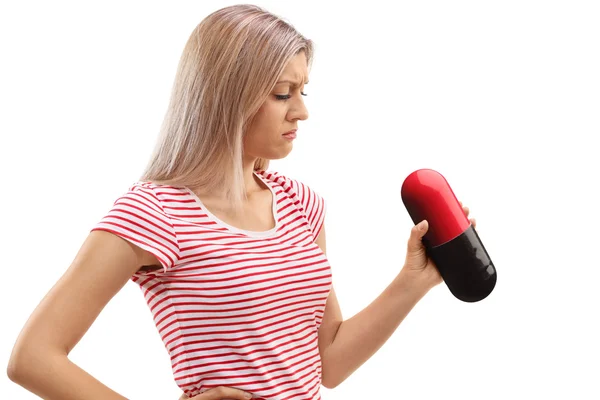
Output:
[1, 1, 599, 399]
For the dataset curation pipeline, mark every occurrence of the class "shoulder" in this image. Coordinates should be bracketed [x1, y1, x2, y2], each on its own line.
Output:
[110, 181, 184, 218]
[93, 181, 180, 272]
[256, 169, 325, 204]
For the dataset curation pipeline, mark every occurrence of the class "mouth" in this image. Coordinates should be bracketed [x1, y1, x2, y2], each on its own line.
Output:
[282, 129, 297, 140]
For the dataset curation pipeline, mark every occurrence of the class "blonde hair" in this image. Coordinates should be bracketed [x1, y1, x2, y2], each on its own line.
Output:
[140, 4, 314, 214]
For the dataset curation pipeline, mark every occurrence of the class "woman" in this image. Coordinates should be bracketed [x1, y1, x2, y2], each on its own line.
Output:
[7, 4, 476, 400]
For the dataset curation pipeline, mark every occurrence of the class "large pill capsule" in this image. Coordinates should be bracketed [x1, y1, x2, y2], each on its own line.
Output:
[401, 169, 497, 302]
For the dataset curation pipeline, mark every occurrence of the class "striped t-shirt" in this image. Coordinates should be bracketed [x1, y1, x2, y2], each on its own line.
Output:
[91, 169, 332, 400]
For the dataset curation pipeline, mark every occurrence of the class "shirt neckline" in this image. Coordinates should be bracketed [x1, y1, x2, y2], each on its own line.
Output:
[184, 170, 280, 238]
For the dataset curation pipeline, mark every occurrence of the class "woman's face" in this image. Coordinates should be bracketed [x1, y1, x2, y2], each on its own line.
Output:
[244, 51, 309, 161]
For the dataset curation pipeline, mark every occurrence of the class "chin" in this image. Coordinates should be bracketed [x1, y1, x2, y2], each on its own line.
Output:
[266, 148, 293, 160]
[270, 152, 290, 160]
[250, 144, 292, 161]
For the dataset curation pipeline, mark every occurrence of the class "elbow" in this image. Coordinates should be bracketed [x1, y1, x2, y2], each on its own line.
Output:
[8, 338, 31, 384]
[321, 369, 343, 389]
[321, 357, 355, 389]
[322, 379, 340, 390]
[320, 351, 345, 389]
[7, 353, 27, 384]
[322, 374, 344, 389]
[7, 343, 52, 384]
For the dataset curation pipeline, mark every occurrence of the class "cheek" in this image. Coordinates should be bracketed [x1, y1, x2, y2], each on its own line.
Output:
[245, 101, 286, 145]
[258, 101, 286, 129]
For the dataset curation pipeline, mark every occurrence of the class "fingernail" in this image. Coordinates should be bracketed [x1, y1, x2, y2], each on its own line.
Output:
[418, 220, 427, 230]
[245, 393, 253, 399]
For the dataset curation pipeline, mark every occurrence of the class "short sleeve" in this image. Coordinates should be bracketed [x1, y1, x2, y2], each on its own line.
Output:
[289, 178, 327, 241]
[91, 184, 180, 273]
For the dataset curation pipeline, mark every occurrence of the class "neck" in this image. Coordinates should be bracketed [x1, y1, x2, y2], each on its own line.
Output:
[196, 158, 264, 200]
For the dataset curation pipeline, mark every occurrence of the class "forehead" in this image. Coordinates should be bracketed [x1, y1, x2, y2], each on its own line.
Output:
[277, 52, 309, 85]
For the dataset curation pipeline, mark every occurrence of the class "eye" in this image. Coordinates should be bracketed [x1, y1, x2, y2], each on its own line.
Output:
[275, 92, 308, 101]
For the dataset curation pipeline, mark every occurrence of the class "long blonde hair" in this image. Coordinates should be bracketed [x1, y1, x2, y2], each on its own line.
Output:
[139, 4, 313, 214]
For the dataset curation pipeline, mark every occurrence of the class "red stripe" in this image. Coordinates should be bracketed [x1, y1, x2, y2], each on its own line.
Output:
[175, 339, 319, 375]
[161, 197, 197, 203]
[160, 266, 330, 294]
[162, 205, 202, 211]
[151, 283, 331, 327]
[171, 328, 316, 370]
[188, 357, 320, 387]
[153, 190, 189, 196]
[156, 298, 322, 336]
[160, 254, 327, 283]
[164, 310, 318, 345]
[168, 323, 315, 358]
[160, 305, 320, 339]
[167, 314, 317, 350]
[148, 280, 331, 316]
[154, 289, 330, 325]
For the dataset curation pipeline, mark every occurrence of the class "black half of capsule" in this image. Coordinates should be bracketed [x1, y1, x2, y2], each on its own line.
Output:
[423, 224, 497, 303]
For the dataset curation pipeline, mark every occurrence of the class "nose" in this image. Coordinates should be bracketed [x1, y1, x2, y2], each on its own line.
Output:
[288, 96, 309, 122]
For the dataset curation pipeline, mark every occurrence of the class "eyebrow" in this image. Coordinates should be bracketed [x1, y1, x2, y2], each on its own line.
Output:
[276, 79, 309, 86]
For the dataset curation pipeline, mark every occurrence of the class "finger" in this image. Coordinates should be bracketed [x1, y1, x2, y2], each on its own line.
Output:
[407, 220, 428, 253]
[192, 386, 253, 400]
[462, 206, 469, 217]
[470, 218, 477, 228]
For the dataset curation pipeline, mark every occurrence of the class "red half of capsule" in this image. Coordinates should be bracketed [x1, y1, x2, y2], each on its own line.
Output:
[401, 169, 469, 247]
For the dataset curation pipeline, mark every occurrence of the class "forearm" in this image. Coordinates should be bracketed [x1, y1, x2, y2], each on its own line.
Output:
[8, 351, 128, 400]
[320, 270, 431, 388]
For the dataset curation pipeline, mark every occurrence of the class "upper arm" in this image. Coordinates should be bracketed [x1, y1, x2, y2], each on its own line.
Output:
[315, 224, 344, 356]
[9, 230, 157, 369]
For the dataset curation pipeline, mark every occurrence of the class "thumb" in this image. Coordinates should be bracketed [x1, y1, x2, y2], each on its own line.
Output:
[407, 220, 428, 253]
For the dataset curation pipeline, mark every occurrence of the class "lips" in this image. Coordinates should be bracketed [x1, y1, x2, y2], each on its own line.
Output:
[282, 129, 297, 140]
